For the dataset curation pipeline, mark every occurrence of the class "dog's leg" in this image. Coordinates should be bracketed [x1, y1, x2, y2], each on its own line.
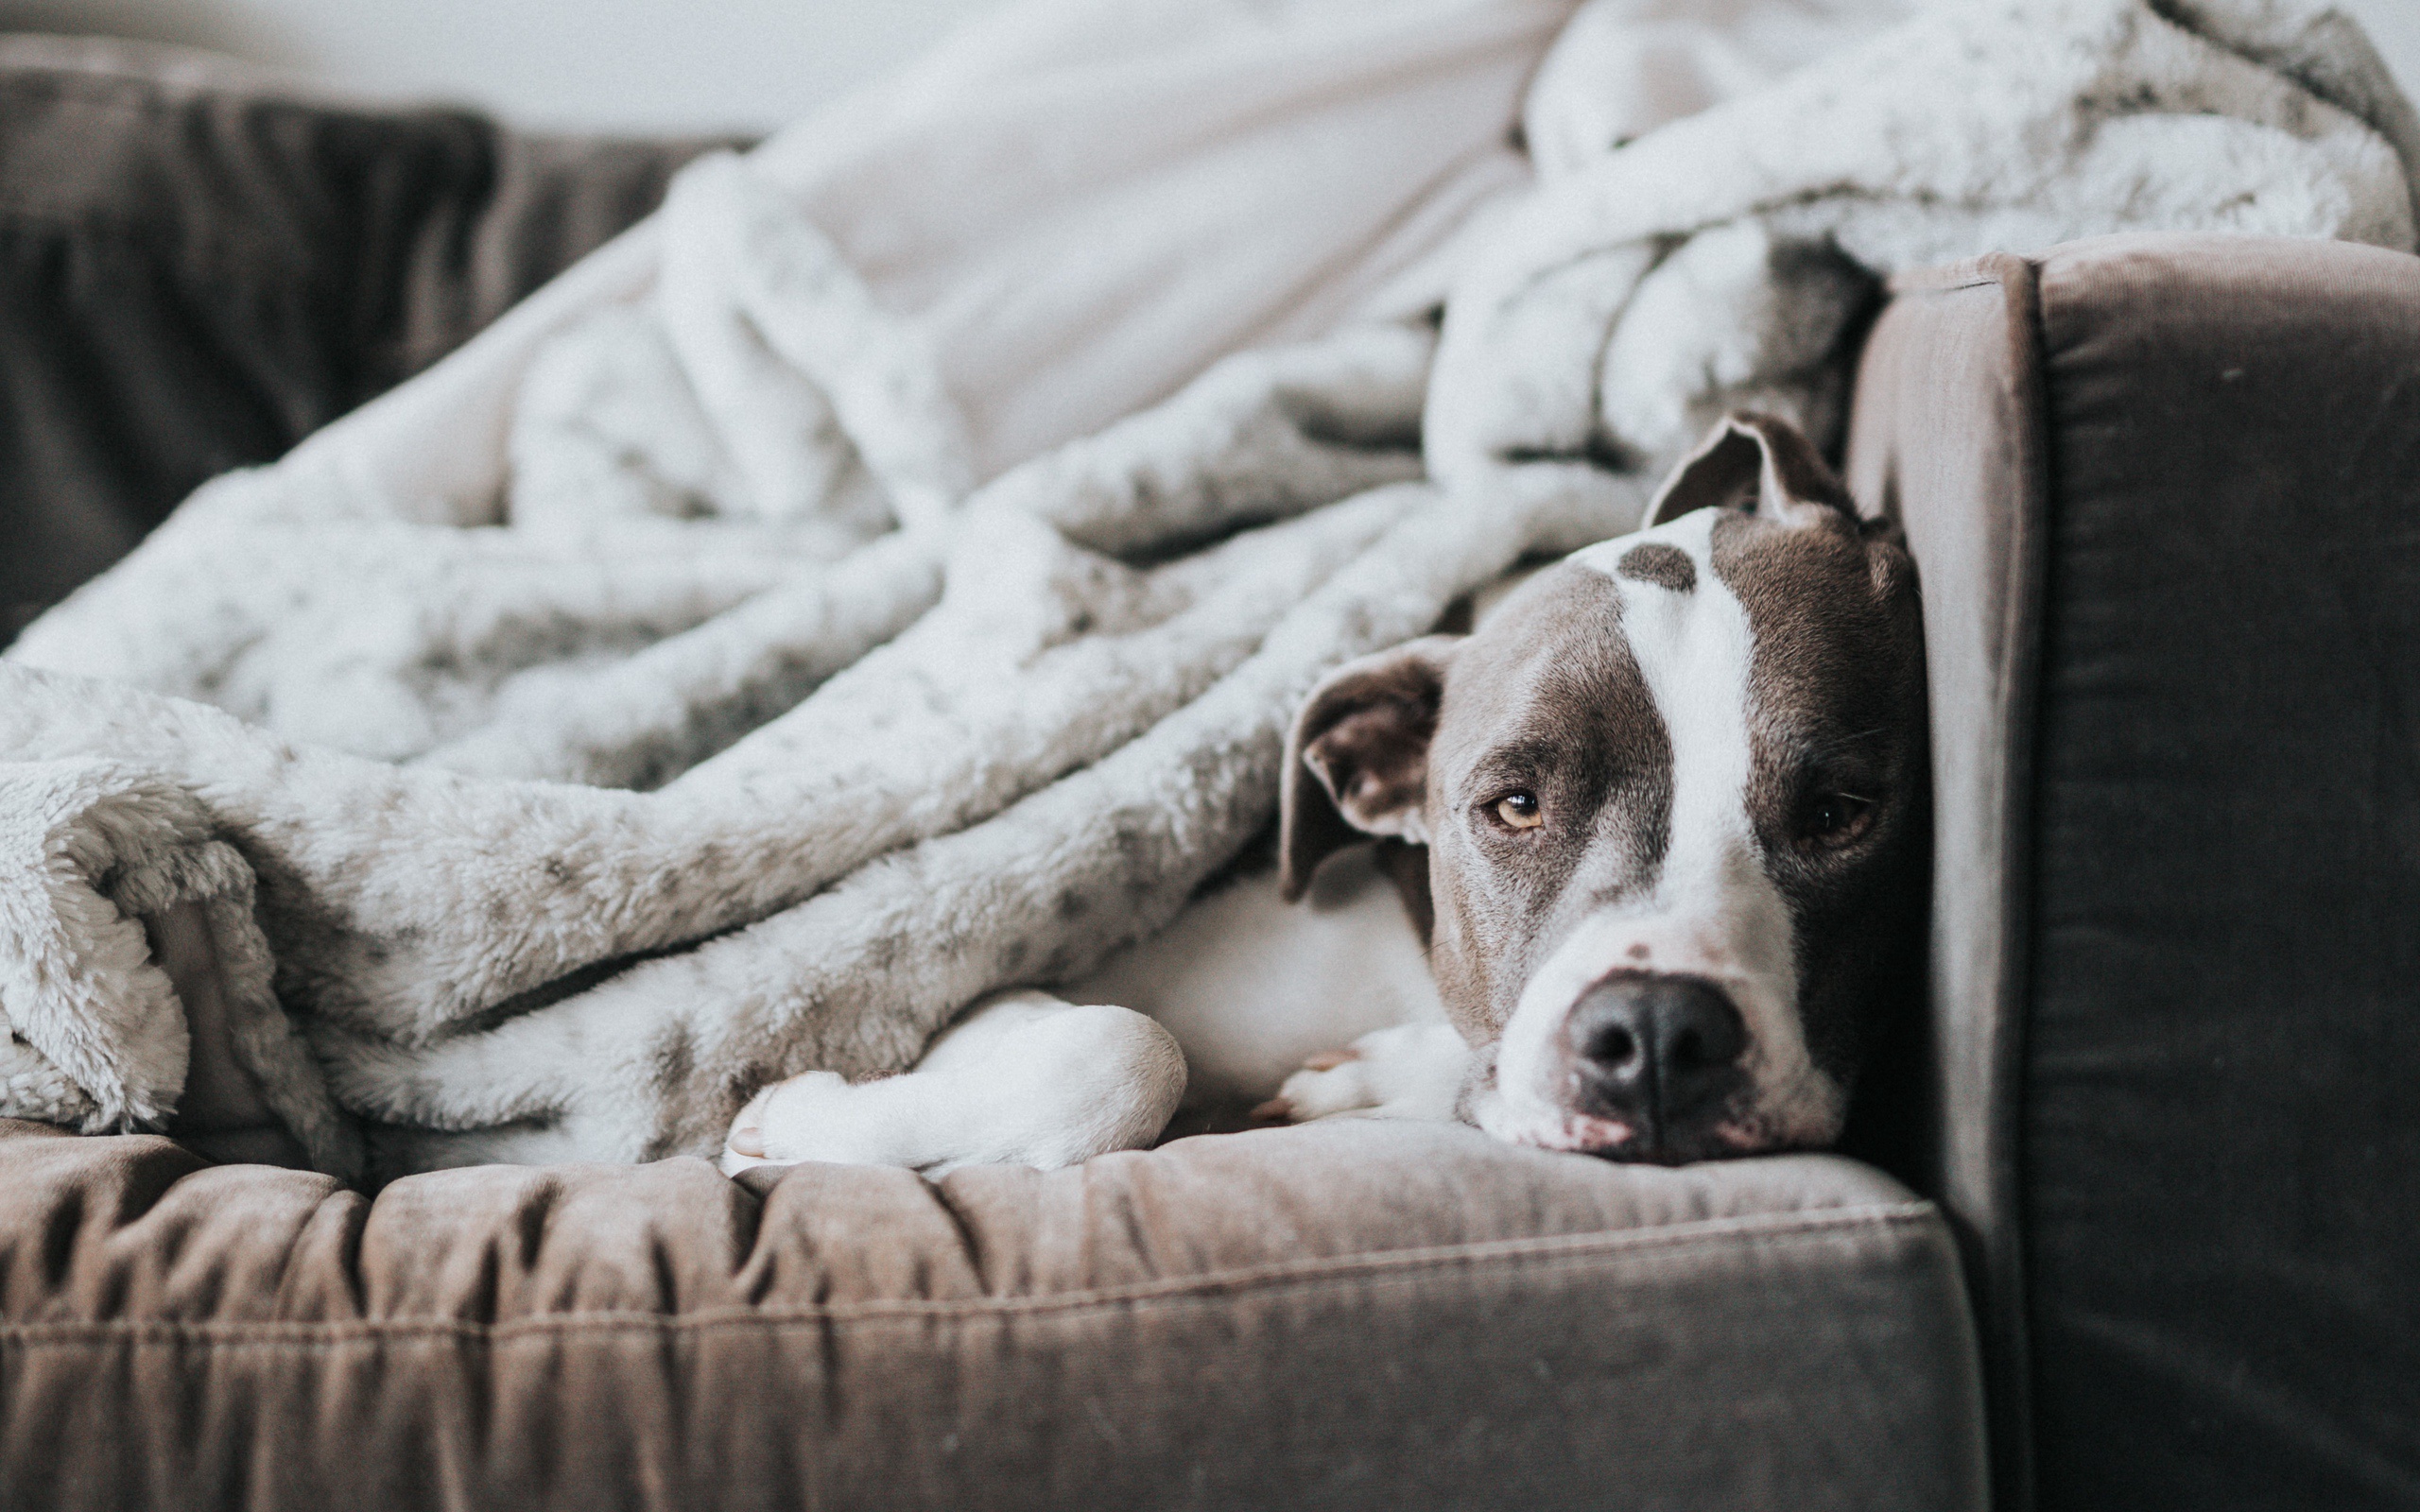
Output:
[720, 989, 1186, 1177]
[1257, 1022, 1471, 1125]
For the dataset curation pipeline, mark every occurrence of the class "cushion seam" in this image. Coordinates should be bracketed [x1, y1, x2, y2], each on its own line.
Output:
[1, 1203, 1941, 1344]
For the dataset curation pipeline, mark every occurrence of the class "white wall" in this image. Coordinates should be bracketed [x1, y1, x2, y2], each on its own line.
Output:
[1, 0, 2414, 137]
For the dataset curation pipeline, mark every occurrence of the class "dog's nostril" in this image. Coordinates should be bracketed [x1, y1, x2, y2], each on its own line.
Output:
[1667, 1008, 1746, 1074]
[1585, 1022, 1641, 1072]
[1670, 1025, 1708, 1069]
[1565, 972, 1750, 1124]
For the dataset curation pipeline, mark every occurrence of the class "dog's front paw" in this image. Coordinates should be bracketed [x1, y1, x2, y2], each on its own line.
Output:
[1255, 1022, 1468, 1125]
[719, 1071, 856, 1175]
[717, 996, 1187, 1177]
[1257, 1054, 1383, 1122]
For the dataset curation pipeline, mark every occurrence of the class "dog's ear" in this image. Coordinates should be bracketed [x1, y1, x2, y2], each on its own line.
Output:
[1645, 411, 1858, 527]
[1278, 636, 1460, 902]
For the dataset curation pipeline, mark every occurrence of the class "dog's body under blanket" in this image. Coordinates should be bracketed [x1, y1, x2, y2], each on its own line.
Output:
[3, 0, 2413, 1182]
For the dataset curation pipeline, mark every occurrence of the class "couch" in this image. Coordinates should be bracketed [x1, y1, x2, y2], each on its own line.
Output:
[4, 42, 2417, 1512]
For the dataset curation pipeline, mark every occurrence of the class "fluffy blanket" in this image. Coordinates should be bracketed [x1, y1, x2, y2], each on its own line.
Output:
[4, 0, 2412, 1182]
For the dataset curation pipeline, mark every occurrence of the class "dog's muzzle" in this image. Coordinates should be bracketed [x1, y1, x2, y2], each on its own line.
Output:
[1561, 971, 1750, 1160]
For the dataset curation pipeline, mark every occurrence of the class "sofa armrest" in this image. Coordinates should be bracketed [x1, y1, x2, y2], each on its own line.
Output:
[1846, 232, 2420, 1510]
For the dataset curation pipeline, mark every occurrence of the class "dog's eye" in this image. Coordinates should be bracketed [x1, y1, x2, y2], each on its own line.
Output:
[1795, 791, 1875, 847]
[1492, 791, 1544, 831]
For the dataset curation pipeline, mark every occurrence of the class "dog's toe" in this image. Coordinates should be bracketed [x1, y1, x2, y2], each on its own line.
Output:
[1273, 1061, 1378, 1121]
[1270, 1024, 1470, 1125]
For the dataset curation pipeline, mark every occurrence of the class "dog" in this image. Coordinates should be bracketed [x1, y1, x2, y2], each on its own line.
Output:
[722, 411, 1925, 1175]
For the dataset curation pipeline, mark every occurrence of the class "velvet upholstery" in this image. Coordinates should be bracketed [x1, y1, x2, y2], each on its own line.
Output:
[0, 1119, 1986, 1511]
[1847, 233, 2420, 1510]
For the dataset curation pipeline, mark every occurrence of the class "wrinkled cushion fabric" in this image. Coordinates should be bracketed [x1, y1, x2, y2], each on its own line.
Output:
[0, 1118, 1986, 1512]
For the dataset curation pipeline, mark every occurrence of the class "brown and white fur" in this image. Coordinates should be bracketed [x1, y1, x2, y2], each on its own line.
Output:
[723, 413, 1925, 1175]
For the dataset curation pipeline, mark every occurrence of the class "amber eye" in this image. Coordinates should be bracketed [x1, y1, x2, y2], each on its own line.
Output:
[1796, 791, 1875, 847]
[1493, 791, 1544, 831]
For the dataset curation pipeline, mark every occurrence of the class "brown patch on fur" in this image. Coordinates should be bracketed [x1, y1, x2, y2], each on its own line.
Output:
[1647, 410, 1858, 526]
[1377, 837, 1435, 944]
[1616, 541, 1696, 592]
[1307, 709, 1428, 820]
[1702, 430, 1927, 1091]
[1278, 638, 1457, 899]
[1416, 564, 1673, 1044]
[1274, 412, 1924, 1134]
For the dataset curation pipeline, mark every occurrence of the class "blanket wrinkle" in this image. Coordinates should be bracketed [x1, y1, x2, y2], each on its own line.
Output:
[0, 0, 2411, 1182]
[1427, 0, 2420, 491]
[0, 761, 357, 1176]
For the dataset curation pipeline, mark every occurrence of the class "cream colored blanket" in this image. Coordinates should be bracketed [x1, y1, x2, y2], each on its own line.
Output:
[3, 0, 2411, 1182]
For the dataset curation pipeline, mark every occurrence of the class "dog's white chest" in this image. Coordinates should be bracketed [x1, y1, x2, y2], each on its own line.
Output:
[1066, 848, 1443, 1105]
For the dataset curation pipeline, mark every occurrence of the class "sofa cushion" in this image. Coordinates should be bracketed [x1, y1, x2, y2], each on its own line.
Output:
[0, 1117, 1985, 1511]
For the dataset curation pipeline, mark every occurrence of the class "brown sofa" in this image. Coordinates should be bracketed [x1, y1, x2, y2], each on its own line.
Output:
[5, 43, 2419, 1512]
[0, 1123, 1979, 1510]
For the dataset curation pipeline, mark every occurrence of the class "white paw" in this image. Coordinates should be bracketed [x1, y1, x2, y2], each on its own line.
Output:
[1258, 1022, 1469, 1125]
[719, 1071, 864, 1176]
[717, 993, 1187, 1177]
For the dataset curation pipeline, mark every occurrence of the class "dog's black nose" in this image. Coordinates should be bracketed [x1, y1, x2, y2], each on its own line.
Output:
[1565, 973, 1749, 1146]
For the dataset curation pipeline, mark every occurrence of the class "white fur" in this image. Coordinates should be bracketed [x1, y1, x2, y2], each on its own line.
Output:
[1070, 847, 1445, 1107]
[1270, 1023, 1473, 1124]
[0, 763, 355, 1173]
[719, 989, 1184, 1177]
[720, 842, 1445, 1174]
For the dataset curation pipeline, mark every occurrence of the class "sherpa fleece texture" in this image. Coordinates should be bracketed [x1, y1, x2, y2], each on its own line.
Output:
[1, 0, 2411, 1183]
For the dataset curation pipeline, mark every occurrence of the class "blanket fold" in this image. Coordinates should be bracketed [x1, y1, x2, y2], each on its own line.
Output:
[1426, 0, 2420, 491]
[0, 761, 356, 1174]
[2, 0, 2412, 1180]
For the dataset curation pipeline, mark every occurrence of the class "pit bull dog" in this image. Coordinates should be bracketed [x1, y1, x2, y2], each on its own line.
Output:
[723, 412, 1926, 1175]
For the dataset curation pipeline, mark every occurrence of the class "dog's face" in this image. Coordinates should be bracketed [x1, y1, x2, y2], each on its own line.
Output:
[1279, 414, 1926, 1161]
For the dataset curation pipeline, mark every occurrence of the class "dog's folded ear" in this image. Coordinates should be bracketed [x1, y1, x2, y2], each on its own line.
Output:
[1278, 635, 1460, 902]
[1645, 411, 1858, 528]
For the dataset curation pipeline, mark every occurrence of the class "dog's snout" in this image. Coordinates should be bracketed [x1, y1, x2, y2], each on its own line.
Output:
[1564, 973, 1748, 1148]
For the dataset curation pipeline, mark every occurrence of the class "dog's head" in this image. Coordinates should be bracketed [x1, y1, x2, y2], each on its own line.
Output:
[1280, 414, 1926, 1160]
